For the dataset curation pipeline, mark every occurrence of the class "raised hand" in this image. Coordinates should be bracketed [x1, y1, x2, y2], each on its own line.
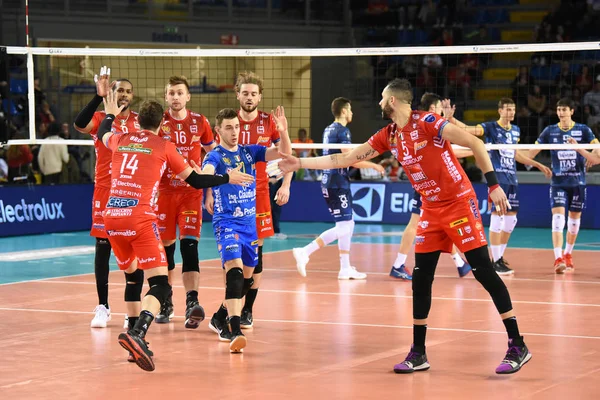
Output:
[271, 105, 288, 134]
[94, 66, 112, 98]
[102, 88, 125, 117]
[227, 163, 255, 186]
[441, 98, 456, 119]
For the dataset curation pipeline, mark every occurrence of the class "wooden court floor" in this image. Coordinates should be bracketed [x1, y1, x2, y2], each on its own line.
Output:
[1, 243, 600, 400]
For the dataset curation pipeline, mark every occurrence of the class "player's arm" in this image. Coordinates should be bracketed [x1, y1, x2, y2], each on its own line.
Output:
[441, 99, 483, 136]
[202, 142, 217, 152]
[441, 123, 510, 215]
[566, 137, 600, 165]
[74, 66, 112, 134]
[341, 147, 385, 173]
[98, 89, 125, 147]
[515, 150, 552, 177]
[278, 142, 380, 173]
[176, 155, 252, 188]
[528, 128, 547, 159]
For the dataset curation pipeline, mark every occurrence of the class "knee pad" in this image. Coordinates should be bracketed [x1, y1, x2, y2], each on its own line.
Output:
[95, 237, 112, 265]
[411, 252, 439, 320]
[165, 242, 176, 271]
[225, 268, 244, 300]
[146, 275, 171, 305]
[567, 217, 581, 235]
[124, 269, 144, 302]
[254, 246, 263, 274]
[464, 247, 513, 314]
[180, 238, 199, 273]
[335, 220, 355, 238]
[242, 277, 254, 297]
[552, 213, 566, 233]
[502, 214, 517, 234]
[489, 214, 504, 234]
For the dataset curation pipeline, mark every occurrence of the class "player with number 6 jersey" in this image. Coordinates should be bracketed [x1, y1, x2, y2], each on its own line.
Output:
[155, 76, 216, 328]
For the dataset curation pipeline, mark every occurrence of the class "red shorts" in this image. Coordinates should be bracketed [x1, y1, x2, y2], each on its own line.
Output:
[415, 196, 487, 254]
[90, 186, 110, 239]
[256, 190, 274, 239]
[156, 191, 203, 241]
[105, 217, 167, 271]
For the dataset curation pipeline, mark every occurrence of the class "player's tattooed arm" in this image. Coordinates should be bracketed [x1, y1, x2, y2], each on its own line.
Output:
[278, 142, 379, 173]
[356, 147, 377, 161]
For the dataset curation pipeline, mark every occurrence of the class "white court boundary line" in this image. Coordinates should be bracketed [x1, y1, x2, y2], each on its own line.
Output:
[0, 306, 597, 341]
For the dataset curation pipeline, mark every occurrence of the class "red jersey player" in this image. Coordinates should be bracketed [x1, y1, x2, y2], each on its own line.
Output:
[97, 90, 253, 372]
[155, 76, 216, 328]
[74, 66, 140, 329]
[206, 71, 292, 329]
[277, 78, 531, 376]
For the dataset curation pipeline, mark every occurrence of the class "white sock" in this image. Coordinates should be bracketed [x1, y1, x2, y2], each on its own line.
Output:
[452, 253, 465, 268]
[393, 253, 407, 268]
[340, 253, 351, 269]
[491, 245, 502, 262]
[564, 243, 574, 254]
[500, 244, 507, 257]
[304, 241, 320, 256]
[553, 247, 563, 260]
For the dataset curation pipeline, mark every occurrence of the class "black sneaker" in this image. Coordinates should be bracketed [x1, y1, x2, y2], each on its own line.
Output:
[493, 258, 514, 276]
[500, 257, 510, 266]
[184, 300, 205, 329]
[118, 332, 155, 371]
[393, 345, 430, 373]
[208, 313, 232, 342]
[155, 296, 174, 324]
[495, 337, 532, 374]
[229, 330, 247, 353]
[128, 341, 154, 363]
[240, 309, 253, 329]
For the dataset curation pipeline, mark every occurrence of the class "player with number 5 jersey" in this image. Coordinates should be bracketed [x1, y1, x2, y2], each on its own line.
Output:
[155, 76, 216, 328]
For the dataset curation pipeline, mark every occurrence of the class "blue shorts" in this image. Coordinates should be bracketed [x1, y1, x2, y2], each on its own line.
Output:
[322, 187, 353, 222]
[500, 183, 519, 212]
[550, 185, 586, 212]
[411, 191, 422, 215]
[214, 223, 258, 267]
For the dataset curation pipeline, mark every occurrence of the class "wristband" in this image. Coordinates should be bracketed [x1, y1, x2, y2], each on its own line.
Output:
[484, 171, 499, 188]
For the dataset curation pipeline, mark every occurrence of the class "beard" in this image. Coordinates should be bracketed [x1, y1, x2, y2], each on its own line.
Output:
[119, 99, 130, 112]
[241, 102, 258, 113]
[381, 103, 393, 120]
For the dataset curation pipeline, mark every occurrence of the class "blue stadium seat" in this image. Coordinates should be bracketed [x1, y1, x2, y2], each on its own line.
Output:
[10, 79, 27, 95]
[2, 99, 23, 116]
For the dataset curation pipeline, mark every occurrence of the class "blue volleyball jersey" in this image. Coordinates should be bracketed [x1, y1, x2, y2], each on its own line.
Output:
[321, 122, 351, 189]
[536, 123, 597, 187]
[479, 121, 520, 185]
[202, 144, 266, 226]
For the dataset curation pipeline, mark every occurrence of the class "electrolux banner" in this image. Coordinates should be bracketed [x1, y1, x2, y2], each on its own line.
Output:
[280, 181, 600, 229]
[0, 184, 94, 237]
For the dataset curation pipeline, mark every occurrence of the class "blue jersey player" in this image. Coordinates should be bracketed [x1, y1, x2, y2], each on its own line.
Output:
[202, 107, 291, 352]
[446, 97, 551, 275]
[291, 97, 384, 280]
[530, 98, 599, 273]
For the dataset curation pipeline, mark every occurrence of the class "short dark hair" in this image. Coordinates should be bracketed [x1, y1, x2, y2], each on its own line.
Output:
[165, 75, 190, 93]
[420, 92, 441, 111]
[138, 100, 163, 130]
[498, 97, 515, 109]
[557, 97, 575, 110]
[331, 97, 351, 118]
[385, 78, 413, 104]
[114, 78, 134, 91]
[215, 108, 238, 127]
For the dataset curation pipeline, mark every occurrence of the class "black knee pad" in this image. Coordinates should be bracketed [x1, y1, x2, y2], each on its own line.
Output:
[180, 238, 200, 273]
[165, 242, 176, 271]
[254, 246, 263, 274]
[225, 268, 244, 300]
[412, 251, 441, 320]
[146, 275, 172, 305]
[242, 277, 254, 297]
[124, 269, 144, 302]
[465, 246, 513, 314]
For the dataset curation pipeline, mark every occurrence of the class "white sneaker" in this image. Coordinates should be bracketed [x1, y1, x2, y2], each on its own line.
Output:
[123, 315, 129, 330]
[90, 305, 111, 328]
[292, 247, 309, 277]
[338, 266, 367, 280]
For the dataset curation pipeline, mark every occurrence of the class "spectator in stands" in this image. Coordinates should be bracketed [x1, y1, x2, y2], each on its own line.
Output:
[512, 66, 535, 108]
[396, 0, 419, 30]
[576, 64, 593, 94]
[0, 150, 8, 183]
[555, 61, 574, 98]
[60, 122, 82, 183]
[583, 75, 600, 115]
[528, 85, 547, 116]
[38, 122, 69, 184]
[379, 153, 402, 181]
[293, 128, 319, 181]
[5, 137, 33, 184]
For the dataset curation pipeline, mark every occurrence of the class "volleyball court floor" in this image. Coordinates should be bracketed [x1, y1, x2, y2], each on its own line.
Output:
[1, 222, 599, 400]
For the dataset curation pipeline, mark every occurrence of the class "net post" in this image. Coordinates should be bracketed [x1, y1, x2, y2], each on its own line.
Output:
[26, 48, 36, 144]
[0, 46, 8, 145]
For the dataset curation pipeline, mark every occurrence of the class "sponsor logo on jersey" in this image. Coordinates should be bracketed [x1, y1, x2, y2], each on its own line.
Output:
[410, 130, 419, 140]
[449, 217, 469, 228]
[162, 125, 170, 133]
[257, 136, 270, 144]
[257, 126, 265, 134]
[414, 140, 427, 152]
[107, 197, 139, 208]
[190, 125, 198, 133]
[182, 210, 198, 215]
[423, 113, 436, 123]
[118, 144, 152, 155]
[461, 236, 475, 244]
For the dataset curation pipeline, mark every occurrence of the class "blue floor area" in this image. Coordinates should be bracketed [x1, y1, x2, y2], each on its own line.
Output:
[0, 222, 598, 284]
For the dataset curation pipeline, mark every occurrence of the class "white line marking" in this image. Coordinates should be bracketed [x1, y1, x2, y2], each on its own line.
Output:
[0, 246, 95, 261]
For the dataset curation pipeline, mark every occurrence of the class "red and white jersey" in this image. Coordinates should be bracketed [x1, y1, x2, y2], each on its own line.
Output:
[158, 109, 214, 194]
[238, 110, 280, 191]
[104, 131, 189, 219]
[88, 111, 140, 189]
[368, 111, 473, 208]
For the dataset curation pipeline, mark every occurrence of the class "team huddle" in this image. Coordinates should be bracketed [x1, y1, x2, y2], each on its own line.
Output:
[76, 66, 598, 374]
